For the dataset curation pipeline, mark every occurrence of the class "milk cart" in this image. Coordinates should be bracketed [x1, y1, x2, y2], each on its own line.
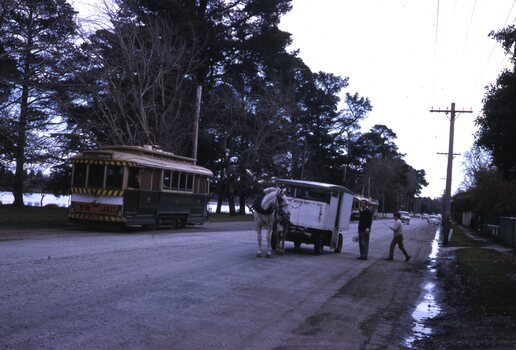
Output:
[277, 179, 354, 255]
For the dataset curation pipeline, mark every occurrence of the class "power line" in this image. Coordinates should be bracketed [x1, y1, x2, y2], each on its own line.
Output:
[434, 0, 440, 59]
[472, 0, 516, 92]
[432, 0, 440, 104]
[462, 0, 477, 54]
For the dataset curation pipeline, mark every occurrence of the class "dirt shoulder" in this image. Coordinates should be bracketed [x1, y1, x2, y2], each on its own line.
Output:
[413, 226, 516, 349]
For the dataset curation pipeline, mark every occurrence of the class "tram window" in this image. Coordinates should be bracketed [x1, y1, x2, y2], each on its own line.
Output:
[178, 172, 185, 190]
[192, 175, 199, 193]
[127, 167, 140, 189]
[186, 174, 193, 191]
[88, 164, 105, 188]
[171, 172, 179, 190]
[198, 176, 208, 194]
[141, 169, 152, 190]
[72, 163, 87, 187]
[106, 165, 123, 188]
[163, 170, 171, 190]
[152, 169, 161, 190]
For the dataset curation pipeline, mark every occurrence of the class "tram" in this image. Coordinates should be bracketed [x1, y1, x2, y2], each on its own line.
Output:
[350, 194, 379, 220]
[68, 145, 213, 228]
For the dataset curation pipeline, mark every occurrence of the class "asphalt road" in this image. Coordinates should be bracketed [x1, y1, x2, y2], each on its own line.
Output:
[0, 219, 438, 349]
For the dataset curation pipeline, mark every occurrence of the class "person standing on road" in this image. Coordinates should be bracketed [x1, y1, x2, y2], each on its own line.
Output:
[386, 212, 411, 262]
[357, 200, 373, 260]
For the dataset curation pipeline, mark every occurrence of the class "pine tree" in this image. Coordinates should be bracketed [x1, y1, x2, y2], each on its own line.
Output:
[0, 0, 78, 206]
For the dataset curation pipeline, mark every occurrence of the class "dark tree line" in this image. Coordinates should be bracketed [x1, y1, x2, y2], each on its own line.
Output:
[453, 23, 516, 225]
[0, 0, 428, 212]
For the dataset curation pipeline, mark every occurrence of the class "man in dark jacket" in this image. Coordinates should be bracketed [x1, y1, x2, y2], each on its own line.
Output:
[357, 200, 373, 260]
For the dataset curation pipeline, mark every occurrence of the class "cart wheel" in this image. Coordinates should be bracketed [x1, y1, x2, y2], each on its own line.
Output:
[294, 240, 301, 249]
[334, 233, 343, 253]
[313, 234, 323, 255]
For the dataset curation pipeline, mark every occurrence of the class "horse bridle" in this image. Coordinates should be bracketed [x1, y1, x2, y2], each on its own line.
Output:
[275, 193, 290, 222]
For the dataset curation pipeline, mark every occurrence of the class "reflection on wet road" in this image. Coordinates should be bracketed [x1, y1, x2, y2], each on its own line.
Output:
[405, 227, 442, 347]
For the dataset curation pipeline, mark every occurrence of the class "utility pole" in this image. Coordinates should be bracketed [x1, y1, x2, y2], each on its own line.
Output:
[430, 103, 472, 245]
[192, 85, 203, 164]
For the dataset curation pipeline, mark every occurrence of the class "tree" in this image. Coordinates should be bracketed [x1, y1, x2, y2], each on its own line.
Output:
[291, 71, 350, 183]
[0, 0, 78, 206]
[470, 169, 516, 223]
[353, 124, 400, 165]
[460, 145, 493, 190]
[59, 2, 202, 154]
[352, 124, 427, 213]
[200, 45, 301, 214]
[476, 24, 516, 180]
[454, 145, 516, 225]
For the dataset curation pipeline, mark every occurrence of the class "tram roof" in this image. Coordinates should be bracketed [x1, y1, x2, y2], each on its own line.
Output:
[71, 145, 213, 176]
[277, 179, 353, 194]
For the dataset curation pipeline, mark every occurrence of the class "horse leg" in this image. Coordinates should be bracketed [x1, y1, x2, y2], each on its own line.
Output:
[280, 226, 286, 255]
[275, 223, 284, 255]
[281, 222, 289, 255]
[256, 223, 263, 258]
[266, 224, 273, 258]
[272, 221, 281, 255]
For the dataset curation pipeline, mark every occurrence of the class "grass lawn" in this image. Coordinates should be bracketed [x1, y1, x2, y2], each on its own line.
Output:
[0, 205, 69, 229]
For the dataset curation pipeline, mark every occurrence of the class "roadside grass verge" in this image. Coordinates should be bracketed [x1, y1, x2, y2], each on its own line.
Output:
[415, 226, 516, 348]
[448, 224, 486, 247]
[449, 225, 516, 317]
[0, 205, 69, 229]
[455, 247, 516, 316]
[0, 205, 252, 229]
[208, 213, 253, 222]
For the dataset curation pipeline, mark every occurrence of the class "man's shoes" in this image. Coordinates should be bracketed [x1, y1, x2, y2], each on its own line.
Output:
[385, 257, 393, 261]
[405, 256, 411, 262]
[356, 257, 367, 260]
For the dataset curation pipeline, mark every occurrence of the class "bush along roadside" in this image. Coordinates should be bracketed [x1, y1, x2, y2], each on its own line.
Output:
[413, 225, 516, 349]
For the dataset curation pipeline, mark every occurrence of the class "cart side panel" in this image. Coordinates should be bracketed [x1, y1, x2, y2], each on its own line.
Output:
[338, 192, 353, 230]
[323, 195, 340, 229]
[289, 198, 328, 230]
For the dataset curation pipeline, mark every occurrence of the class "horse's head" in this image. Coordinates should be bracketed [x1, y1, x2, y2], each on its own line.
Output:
[276, 188, 291, 222]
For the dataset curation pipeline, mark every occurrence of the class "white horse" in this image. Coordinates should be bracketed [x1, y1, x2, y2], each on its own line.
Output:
[253, 187, 291, 258]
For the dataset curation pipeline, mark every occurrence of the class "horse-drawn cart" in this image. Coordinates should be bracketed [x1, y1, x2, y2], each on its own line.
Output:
[277, 179, 354, 255]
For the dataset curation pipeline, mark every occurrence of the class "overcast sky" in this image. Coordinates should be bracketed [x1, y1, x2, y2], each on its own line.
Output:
[279, 0, 515, 198]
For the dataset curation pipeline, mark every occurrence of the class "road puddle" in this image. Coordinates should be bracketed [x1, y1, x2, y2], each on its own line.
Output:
[404, 227, 442, 347]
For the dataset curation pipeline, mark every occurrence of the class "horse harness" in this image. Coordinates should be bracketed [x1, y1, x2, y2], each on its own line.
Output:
[253, 192, 289, 224]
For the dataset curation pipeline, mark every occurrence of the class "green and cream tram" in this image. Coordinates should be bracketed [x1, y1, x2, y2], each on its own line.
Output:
[68, 145, 212, 228]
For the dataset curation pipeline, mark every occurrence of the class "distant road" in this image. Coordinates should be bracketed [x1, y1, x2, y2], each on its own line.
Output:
[0, 219, 437, 349]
